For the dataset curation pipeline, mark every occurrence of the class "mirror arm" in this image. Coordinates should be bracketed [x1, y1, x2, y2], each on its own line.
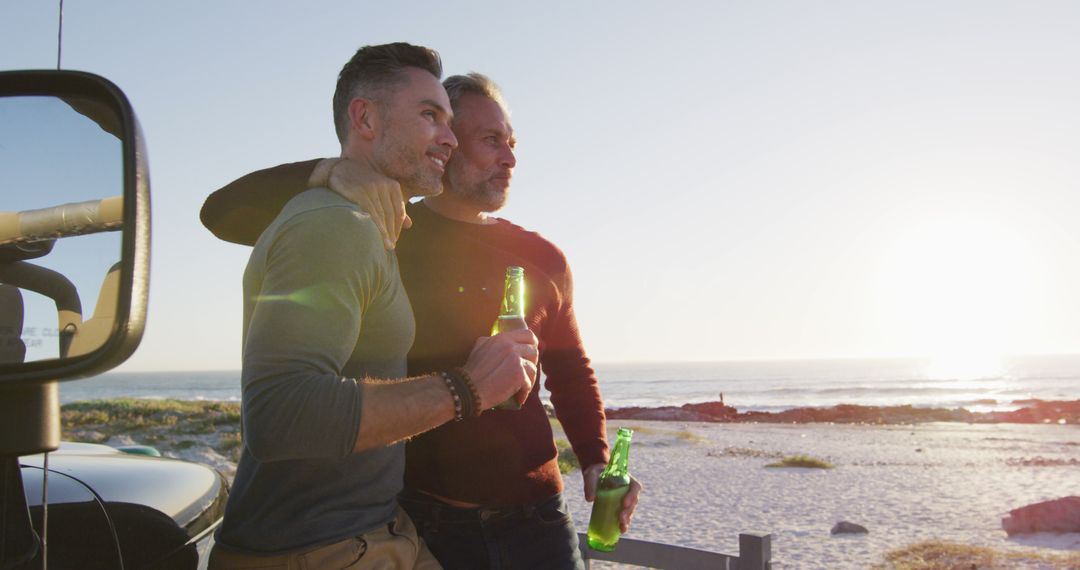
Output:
[0, 262, 82, 316]
[0, 262, 83, 360]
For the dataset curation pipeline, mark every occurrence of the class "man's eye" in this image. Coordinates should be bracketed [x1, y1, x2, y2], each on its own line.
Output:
[422, 110, 437, 120]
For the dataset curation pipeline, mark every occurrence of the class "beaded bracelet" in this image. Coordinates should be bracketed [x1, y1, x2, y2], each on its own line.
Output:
[439, 372, 464, 421]
[446, 367, 482, 418]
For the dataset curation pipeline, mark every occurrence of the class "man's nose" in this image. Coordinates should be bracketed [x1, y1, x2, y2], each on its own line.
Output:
[439, 124, 458, 150]
[500, 144, 516, 169]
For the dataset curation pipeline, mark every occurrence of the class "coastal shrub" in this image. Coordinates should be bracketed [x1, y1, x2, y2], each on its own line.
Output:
[63, 408, 110, 426]
[219, 432, 242, 452]
[180, 419, 217, 435]
[555, 439, 579, 474]
[673, 430, 706, 444]
[214, 409, 242, 425]
[61, 399, 243, 458]
[871, 540, 1080, 569]
[765, 455, 834, 469]
[62, 400, 241, 431]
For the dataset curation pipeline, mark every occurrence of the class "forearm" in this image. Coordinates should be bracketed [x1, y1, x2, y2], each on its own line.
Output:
[354, 374, 455, 452]
[549, 362, 609, 468]
[200, 158, 322, 245]
[545, 267, 609, 465]
[545, 332, 609, 467]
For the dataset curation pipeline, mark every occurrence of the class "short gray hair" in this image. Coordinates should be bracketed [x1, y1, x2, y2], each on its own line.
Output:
[332, 42, 443, 144]
[442, 72, 509, 116]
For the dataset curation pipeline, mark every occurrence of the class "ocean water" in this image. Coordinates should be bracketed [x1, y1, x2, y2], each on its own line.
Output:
[59, 354, 1080, 412]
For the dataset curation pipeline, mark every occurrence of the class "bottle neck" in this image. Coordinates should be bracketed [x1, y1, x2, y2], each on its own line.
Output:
[602, 436, 631, 479]
[500, 273, 524, 318]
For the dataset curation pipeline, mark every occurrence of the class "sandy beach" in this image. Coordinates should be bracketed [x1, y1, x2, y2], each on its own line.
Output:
[555, 421, 1080, 569]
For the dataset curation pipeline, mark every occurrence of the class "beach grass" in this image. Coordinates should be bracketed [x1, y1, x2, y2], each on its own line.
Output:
[765, 454, 834, 469]
[219, 431, 243, 451]
[555, 438, 580, 474]
[63, 399, 240, 434]
[871, 540, 1080, 569]
[672, 430, 707, 444]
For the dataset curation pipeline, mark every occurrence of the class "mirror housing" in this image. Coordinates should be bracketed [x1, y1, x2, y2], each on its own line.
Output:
[0, 70, 150, 455]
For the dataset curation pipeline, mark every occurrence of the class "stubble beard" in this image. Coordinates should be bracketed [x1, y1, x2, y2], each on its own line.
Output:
[446, 166, 509, 213]
[372, 110, 443, 198]
[372, 140, 443, 198]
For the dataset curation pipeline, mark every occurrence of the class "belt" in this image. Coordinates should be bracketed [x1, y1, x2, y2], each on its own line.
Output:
[399, 490, 553, 524]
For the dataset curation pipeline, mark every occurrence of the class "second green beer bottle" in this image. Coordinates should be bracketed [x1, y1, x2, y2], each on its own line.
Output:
[491, 266, 527, 410]
[587, 427, 634, 552]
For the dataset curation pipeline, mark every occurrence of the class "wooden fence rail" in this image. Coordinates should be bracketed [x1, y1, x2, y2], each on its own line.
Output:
[579, 532, 772, 570]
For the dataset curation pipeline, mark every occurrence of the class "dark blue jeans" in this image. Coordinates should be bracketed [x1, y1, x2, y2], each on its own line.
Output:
[399, 490, 586, 570]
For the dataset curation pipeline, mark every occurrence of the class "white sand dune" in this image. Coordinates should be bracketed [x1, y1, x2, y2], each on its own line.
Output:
[559, 421, 1080, 569]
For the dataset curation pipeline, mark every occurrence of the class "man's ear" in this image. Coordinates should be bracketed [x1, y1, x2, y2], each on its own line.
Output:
[348, 98, 377, 142]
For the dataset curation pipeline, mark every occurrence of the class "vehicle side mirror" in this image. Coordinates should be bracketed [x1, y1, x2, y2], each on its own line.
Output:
[0, 70, 149, 455]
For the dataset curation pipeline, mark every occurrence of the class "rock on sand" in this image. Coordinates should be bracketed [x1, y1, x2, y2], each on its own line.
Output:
[1002, 496, 1080, 536]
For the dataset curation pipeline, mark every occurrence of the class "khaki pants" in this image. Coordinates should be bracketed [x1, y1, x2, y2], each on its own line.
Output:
[209, 508, 442, 570]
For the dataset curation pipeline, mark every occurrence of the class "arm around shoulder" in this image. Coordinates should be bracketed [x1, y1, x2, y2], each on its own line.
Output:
[200, 158, 324, 245]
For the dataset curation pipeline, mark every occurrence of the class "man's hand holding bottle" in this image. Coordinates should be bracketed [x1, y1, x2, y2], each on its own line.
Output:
[462, 328, 539, 410]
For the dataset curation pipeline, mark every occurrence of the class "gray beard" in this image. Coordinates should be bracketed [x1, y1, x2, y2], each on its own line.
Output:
[446, 178, 508, 213]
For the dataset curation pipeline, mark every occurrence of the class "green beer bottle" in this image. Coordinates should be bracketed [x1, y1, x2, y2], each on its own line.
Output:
[587, 427, 633, 552]
[491, 266, 527, 410]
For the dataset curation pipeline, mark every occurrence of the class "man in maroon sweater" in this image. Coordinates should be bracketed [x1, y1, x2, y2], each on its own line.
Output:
[201, 73, 640, 570]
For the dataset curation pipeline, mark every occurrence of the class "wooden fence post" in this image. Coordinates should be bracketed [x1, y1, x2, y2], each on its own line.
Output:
[738, 533, 772, 570]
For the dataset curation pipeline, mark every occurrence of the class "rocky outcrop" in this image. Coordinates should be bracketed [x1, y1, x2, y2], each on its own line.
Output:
[604, 399, 1080, 425]
[681, 401, 739, 420]
[1002, 496, 1080, 536]
[831, 521, 869, 535]
[605, 401, 738, 422]
[989, 400, 1080, 424]
[739, 404, 975, 424]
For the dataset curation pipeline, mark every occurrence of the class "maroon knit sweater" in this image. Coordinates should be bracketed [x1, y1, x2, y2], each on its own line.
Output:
[201, 160, 608, 505]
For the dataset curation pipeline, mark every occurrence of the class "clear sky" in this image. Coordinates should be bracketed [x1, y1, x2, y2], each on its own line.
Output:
[3, 1, 1079, 371]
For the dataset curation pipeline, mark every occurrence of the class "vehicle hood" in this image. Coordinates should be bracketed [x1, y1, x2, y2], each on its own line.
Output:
[20, 441, 227, 530]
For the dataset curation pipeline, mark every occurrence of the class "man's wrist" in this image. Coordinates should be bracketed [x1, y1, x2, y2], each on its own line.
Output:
[443, 368, 481, 418]
[438, 372, 465, 421]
